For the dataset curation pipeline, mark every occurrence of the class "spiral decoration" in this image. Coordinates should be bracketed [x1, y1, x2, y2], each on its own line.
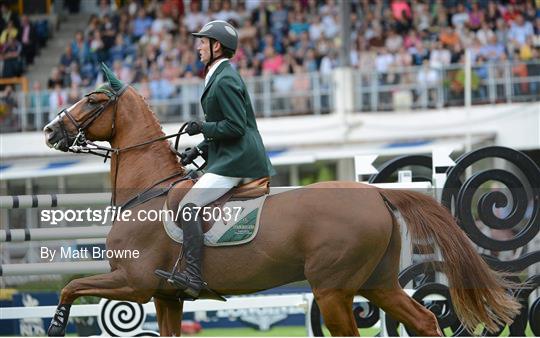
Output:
[369, 155, 432, 183]
[441, 146, 540, 252]
[309, 297, 381, 336]
[97, 299, 157, 336]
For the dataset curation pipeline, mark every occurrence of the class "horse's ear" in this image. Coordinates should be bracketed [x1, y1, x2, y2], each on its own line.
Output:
[100, 62, 125, 93]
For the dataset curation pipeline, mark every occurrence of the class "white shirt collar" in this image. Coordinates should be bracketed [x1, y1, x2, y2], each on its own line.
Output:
[205, 58, 229, 87]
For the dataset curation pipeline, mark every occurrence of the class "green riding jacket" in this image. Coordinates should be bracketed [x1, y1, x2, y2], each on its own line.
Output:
[197, 61, 276, 179]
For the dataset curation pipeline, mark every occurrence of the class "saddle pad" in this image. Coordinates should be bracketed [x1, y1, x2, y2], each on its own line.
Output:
[162, 195, 267, 247]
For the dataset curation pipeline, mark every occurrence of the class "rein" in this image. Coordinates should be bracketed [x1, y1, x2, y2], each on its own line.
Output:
[58, 83, 192, 206]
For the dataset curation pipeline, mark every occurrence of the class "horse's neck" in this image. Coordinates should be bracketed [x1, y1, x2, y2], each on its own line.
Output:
[110, 95, 182, 205]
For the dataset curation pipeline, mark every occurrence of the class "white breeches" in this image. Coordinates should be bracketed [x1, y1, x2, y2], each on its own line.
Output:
[178, 173, 243, 210]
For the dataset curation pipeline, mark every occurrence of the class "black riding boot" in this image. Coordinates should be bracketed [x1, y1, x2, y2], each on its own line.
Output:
[168, 203, 205, 297]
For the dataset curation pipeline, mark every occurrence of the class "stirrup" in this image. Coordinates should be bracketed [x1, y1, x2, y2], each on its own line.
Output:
[154, 269, 205, 295]
[154, 269, 226, 301]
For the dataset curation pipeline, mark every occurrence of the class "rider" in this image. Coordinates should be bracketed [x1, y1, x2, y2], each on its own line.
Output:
[160, 20, 275, 297]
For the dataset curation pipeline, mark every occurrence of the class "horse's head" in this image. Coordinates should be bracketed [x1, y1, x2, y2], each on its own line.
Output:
[44, 63, 129, 152]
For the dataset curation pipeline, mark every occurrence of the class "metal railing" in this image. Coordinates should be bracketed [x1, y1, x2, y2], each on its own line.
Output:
[0, 61, 538, 133]
[0, 72, 334, 133]
[354, 61, 540, 112]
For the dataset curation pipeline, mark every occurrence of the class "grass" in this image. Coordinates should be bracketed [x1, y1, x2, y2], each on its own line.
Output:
[188, 324, 534, 337]
[190, 326, 380, 337]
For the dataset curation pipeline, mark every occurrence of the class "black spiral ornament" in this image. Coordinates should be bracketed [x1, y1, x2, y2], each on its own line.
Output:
[369, 155, 432, 183]
[441, 146, 540, 252]
[97, 299, 158, 336]
[309, 298, 381, 336]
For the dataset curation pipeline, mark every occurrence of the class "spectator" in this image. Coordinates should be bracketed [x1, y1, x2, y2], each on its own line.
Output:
[385, 28, 403, 53]
[270, 2, 288, 40]
[132, 8, 153, 40]
[289, 12, 309, 37]
[149, 68, 174, 100]
[485, 2, 501, 30]
[0, 19, 17, 45]
[0, 3, 19, 31]
[67, 83, 81, 105]
[1, 36, 22, 77]
[0, 85, 19, 132]
[479, 35, 505, 62]
[395, 46, 413, 68]
[507, 14, 534, 48]
[215, 0, 240, 23]
[101, 14, 117, 50]
[468, 2, 483, 31]
[273, 62, 294, 111]
[96, 0, 114, 19]
[19, 15, 36, 65]
[89, 30, 107, 63]
[319, 49, 338, 75]
[309, 15, 323, 42]
[439, 27, 459, 47]
[321, 11, 339, 39]
[68, 61, 83, 87]
[151, 8, 174, 34]
[184, 1, 208, 32]
[291, 63, 310, 113]
[410, 41, 430, 66]
[48, 84, 67, 115]
[413, 1, 431, 32]
[391, 0, 411, 21]
[452, 3, 470, 29]
[59, 45, 76, 68]
[304, 48, 318, 72]
[262, 46, 284, 75]
[47, 67, 64, 89]
[71, 31, 90, 65]
[477, 22, 496, 45]
[238, 17, 257, 44]
[30, 81, 49, 125]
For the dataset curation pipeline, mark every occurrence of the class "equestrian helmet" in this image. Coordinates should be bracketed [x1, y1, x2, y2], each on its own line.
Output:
[192, 20, 238, 52]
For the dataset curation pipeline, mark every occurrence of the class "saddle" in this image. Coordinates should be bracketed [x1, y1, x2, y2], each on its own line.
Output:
[166, 177, 270, 231]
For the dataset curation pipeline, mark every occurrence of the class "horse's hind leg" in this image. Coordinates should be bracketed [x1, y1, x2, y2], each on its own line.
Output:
[154, 298, 183, 336]
[312, 288, 359, 336]
[360, 288, 442, 336]
[48, 270, 154, 336]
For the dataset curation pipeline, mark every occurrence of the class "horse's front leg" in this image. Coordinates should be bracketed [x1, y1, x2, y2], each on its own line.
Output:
[47, 270, 153, 336]
[154, 298, 183, 336]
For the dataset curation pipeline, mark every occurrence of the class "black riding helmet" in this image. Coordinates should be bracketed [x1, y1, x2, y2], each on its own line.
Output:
[192, 20, 238, 71]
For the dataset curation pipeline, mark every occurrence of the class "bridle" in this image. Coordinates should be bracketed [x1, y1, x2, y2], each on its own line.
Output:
[57, 83, 128, 157]
[56, 83, 192, 206]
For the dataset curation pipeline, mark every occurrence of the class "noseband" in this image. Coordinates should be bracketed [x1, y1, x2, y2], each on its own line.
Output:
[57, 83, 129, 155]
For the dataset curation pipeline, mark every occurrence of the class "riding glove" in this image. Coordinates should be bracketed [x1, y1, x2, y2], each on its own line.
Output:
[186, 121, 203, 135]
[180, 147, 202, 165]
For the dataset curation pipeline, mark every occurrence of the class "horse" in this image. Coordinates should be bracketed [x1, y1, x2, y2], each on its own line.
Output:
[43, 65, 520, 336]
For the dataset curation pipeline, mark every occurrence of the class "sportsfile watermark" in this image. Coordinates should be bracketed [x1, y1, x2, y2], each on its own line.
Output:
[40, 205, 243, 225]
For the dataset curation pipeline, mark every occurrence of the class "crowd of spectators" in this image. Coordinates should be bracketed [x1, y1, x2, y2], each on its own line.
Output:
[0, 0, 536, 133]
[0, 3, 49, 78]
[44, 0, 538, 110]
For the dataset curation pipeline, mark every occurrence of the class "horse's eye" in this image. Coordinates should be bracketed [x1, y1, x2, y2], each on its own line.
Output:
[87, 97, 95, 104]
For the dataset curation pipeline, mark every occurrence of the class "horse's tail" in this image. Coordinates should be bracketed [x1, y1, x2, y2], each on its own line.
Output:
[378, 188, 521, 333]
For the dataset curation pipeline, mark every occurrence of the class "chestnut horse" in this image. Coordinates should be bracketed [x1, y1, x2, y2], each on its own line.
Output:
[43, 68, 519, 336]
